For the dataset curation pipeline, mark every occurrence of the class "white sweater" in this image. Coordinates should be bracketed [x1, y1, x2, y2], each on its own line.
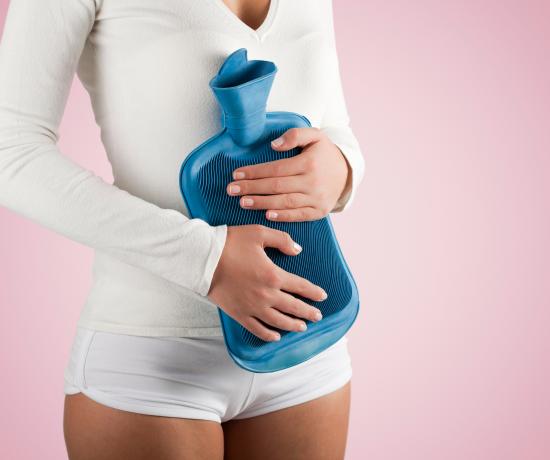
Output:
[0, 0, 365, 337]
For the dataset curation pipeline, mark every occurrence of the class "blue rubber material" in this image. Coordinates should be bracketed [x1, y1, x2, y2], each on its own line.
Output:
[179, 48, 360, 373]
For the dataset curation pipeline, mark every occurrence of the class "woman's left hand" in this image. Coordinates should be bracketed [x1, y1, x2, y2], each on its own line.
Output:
[227, 127, 351, 222]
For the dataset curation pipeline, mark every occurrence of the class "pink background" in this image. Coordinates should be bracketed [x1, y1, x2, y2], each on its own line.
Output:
[1, 0, 549, 459]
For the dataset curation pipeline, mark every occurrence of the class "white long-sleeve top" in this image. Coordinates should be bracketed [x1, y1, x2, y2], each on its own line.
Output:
[0, 0, 365, 337]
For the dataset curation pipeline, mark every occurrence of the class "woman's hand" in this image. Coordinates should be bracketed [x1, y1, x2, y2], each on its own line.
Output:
[227, 127, 352, 222]
[207, 224, 327, 342]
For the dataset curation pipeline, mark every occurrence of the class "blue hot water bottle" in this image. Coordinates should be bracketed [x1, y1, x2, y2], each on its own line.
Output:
[179, 48, 360, 373]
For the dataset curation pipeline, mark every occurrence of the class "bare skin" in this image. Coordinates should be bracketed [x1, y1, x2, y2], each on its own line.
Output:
[223, 382, 351, 460]
[64, 394, 224, 460]
[64, 382, 350, 460]
[64, 0, 354, 458]
[212, 128, 352, 342]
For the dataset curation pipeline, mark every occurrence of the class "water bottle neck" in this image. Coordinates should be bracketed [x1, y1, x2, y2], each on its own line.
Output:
[210, 49, 276, 147]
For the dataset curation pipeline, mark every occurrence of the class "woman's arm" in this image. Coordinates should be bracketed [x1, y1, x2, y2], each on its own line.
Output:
[319, 0, 365, 213]
[0, 0, 227, 297]
[224, 0, 365, 220]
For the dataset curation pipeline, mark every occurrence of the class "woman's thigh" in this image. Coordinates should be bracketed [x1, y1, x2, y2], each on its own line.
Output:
[64, 393, 224, 460]
[222, 380, 351, 460]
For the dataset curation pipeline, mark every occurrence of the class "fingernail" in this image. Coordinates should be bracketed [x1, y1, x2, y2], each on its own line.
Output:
[233, 171, 245, 180]
[293, 242, 302, 253]
[299, 322, 307, 331]
[319, 289, 328, 301]
[241, 197, 254, 207]
[314, 311, 323, 321]
[229, 184, 240, 194]
[271, 137, 284, 147]
[272, 333, 281, 341]
[267, 211, 278, 219]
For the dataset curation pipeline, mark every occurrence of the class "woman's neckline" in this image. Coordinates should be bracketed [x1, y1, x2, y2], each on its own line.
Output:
[212, 0, 279, 41]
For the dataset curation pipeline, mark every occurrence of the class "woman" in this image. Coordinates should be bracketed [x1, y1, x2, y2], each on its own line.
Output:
[0, 0, 365, 458]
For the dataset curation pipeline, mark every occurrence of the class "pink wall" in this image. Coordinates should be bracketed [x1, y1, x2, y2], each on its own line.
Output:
[1, 0, 549, 459]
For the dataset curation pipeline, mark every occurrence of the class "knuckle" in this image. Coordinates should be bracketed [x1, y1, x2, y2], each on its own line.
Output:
[286, 128, 299, 142]
[309, 307, 320, 321]
[283, 231, 294, 246]
[284, 320, 298, 332]
[255, 324, 275, 341]
[243, 320, 267, 341]
[253, 223, 267, 236]
[272, 177, 284, 193]
[305, 283, 319, 298]
[285, 212, 297, 222]
[310, 280, 323, 295]
[263, 267, 281, 287]
[271, 163, 282, 176]
[242, 320, 257, 335]
[284, 194, 295, 208]
[275, 228, 290, 246]
[265, 331, 279, 342]
[256, 287, 272, 303]
[296, 304, 311, 319]
[298, 278, 310, 292]
[255, 328, 271, 341]
[285, 300, 299, 316]
[272, 228, 284, 239]
[258, 333, 271, 342]
[292, 208, 305, 221]
[267, 315, 285, 331]
[258, 308, 273, 321]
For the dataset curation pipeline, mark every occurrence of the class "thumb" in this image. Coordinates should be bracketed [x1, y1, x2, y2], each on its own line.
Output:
[270, 127, 323, 152]
[260, 227, 303, 256]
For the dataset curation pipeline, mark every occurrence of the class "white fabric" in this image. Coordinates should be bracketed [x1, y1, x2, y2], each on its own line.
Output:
[0, 0, 365, 336]
[64, 326, 352, 422]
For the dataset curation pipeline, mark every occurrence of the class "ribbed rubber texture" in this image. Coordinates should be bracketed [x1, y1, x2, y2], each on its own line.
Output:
[180, 113, 359, 371]
[196, 141, 352, 347]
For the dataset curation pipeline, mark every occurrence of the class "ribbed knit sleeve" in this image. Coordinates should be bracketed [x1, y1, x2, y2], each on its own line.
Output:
[0, 0, 227, 297]
[319, 0, 366, 213]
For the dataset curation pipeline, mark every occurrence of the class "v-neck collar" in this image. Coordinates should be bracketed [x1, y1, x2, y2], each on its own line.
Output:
[212, 0, 279, 41]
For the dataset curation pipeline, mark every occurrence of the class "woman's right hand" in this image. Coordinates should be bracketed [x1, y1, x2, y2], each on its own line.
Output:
[207, 224, 327, 342]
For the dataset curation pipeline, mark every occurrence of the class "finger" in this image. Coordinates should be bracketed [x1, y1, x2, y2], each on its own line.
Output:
[275, 291, 324, 323]
[259, 226, 303, 256]
[227, 175, 306, 196]
[260, 307, 308, 333]
[232, 155, 307, 181]
[265, 206, 322, 222]
[281, 270, 328, 303]
[242, 316, 281, 342]
[270, 127, 324, 151]
[239, 192, 311, 211]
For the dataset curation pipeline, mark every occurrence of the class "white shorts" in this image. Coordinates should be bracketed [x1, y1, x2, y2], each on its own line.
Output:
[63, 327, 353, 423]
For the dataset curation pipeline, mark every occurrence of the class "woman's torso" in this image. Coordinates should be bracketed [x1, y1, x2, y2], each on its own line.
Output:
[76, 0, 337, 336]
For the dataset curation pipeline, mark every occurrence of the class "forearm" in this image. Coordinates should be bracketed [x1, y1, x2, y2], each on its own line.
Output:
[0, 0, 227, 296]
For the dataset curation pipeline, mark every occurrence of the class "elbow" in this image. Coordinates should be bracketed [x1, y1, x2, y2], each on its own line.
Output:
[0, 121, 56, 208]
[0, 114, 58, 174]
